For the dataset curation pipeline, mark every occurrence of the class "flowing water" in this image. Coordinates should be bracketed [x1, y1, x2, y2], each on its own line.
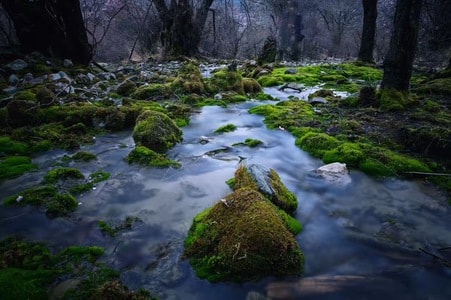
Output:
[1, 87, 450, 299]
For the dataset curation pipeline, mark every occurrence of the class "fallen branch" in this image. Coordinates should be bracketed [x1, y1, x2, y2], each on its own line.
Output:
[405, 171, 451, 177]
[419, 247, 451, 267]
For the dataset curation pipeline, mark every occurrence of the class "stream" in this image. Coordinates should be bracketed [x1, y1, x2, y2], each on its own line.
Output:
[1, 86, 451, 299]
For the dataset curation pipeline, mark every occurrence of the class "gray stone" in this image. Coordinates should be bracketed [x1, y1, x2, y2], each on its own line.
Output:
[23, 73, 34, 83]
[316, 162, 351, 186]
[309, 97, 328, 105]
[285, 68, 298, 74]
[8, 74, 19, 85]
[63, 59, 73, 68]
[7, 59, 28, 71]
[3, 86, 18, 95]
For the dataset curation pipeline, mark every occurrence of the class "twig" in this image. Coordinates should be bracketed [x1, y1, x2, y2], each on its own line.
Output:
[405, 171, 451, 176]
[419, 247, 451, 267]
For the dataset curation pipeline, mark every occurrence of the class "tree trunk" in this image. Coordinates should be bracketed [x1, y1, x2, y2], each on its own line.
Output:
[1, 0, 92, 65]
[154, 0, 214, 58]
[276, 0, 304, 61]
[381, 0, 423, 91]
[358, 0, 378, 63]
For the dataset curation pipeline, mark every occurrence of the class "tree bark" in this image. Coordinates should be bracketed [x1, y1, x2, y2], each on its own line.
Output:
[275, 0, 304, 61]
[1, 0, 92, 64]
[381, 0, 423, 91]
[154, 0, 214, 58]
[358, 0, 378, 63]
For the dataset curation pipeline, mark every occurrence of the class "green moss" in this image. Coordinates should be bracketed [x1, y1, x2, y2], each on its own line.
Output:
[196, 98, 228, 108]
[184, 188, 304, 282]
[249, 100, 315, 130]
[264, 63, 382, 91]
[209, 68, 244, 94]
[13, 90, 36, 101]
[0, 136, 29, 155]
[234, 165, 298, 215]
[89, 170, 110, 183]
[214, 123, 237, 133]
[277, 209, 303, 235]
[377, 88, 411, 111]
[98, 216, 141, 237]
[242, 78, 262, 94]
[225, 178, 236, 189]
[257, 76, 285, 87]
[133, 110, 183, 153]
[126, 146, 180, 168]
[132, 83, 173, 100]
[0, 268, 55, 300]
[72, 151, 97, 162]
[43, 167, 85, 184]
[4, 186, 77, 217]
[171, 62, 205, 94]
[0, 156, 37, 181]
[323, 142, 365, 167]
[233, 138, 263, 148]
[296, 132, 341, 158]
[116, 80, 137, 96]
[414, 77, 451, 95]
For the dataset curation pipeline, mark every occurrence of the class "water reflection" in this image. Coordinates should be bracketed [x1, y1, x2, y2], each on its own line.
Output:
[0, 95, 450, 299]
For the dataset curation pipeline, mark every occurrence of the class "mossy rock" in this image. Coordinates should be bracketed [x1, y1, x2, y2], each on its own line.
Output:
[171, 62, 205, 94]
[232, 138, 263, 148]
[126, 146, 180, 168]
[209, 68, 244, 94]
[322, 142, 365, 167]
[116, 80, 137, 96]
[12, 90, 36, 101]
[0, 136, 29, 156]
[132, 110, 183, 153]
[3, 185, 77, 218]
[35, 87, 56, 106]
[184, 188, 304, 282]
[257, 76, 285, 87]
[43, 167, 85, 184]
[72, 151, 97, 162]
[6, 100, 38, 127]
[214, 123, 237, 133]
[242, 78, 262, 94]
[0, 156, 37, 181]
[132, 83, 172, 100]
[233, 164, 298, 214]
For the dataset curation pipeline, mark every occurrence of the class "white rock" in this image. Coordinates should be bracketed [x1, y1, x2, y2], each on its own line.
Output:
[316, 162, 351, 186]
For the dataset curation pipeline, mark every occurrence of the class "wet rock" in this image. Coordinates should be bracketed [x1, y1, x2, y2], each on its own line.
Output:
[309, 97, 328, 105]
[97, 72, 116, 80]
[246, 291, 269, 300]
[63, 58, 73, 68]
[7, 59, 28, 71]
[199, 136, 213, 144]
[285, 68, 298, 74]
[3, 86, 18, 96]
[184, 188, 304, 282]
[234, 163, 298, 214]
[116, 80, 136, 96]
[315, 162, 351, 186]
[132, 110, 183, 153]
[8, 74, 19, 85]
[22, 73, 34, 83]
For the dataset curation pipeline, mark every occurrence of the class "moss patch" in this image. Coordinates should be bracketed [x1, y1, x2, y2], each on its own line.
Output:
[232, 138, 263, 148]
[0, 156, 37, 181]
[72, 151, 97, 162]
[43, 167, 85, 184]
[214, 123, 237, 134]
[126, 146, 180, 168]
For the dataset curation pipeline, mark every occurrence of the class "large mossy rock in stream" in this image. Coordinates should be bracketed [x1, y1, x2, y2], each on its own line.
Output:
[132, 110, 182, 153]
[233, 163, 298, 215]
[184, 188, 304, 282]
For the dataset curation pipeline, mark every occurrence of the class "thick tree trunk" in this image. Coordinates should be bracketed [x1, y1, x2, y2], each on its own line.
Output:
[1, 0, 92, 64]
[381, 0, 423, 91]
[154, 0, 214, 58]
[276, 0, 304, 61]
[358, 0, 378, 63]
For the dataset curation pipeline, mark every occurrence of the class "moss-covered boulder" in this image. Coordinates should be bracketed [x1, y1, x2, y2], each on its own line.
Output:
[233, 164, 298, 214]
[184, 188, 304, 282]
[209, 68, 245, 94]
[126, 145, 180, 168]
[171, 62, 205, 94]
[6, 100, 37, 127]
[132, 110, 182, 153]
[116, 80, 137, 96]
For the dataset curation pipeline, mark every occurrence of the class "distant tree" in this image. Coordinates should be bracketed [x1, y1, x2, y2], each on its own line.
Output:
[153, 0, 214, 57]
[0, 0, 92, 64]
[358, 0, 378, 63]
[381, 0, 423, 91]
